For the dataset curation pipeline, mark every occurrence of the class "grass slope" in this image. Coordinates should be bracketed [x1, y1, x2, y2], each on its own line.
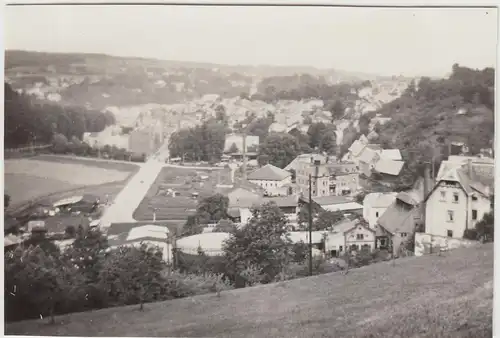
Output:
[6, 244, 493, 338]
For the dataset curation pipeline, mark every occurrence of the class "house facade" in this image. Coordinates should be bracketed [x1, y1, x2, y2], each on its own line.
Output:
[324, 219, 376, 257]
[363, 192, 398, 228]
[247, 164, 292, 197]
[424, 158, 494, 240]
[328, 162, 360, 196]
[295, 159, 331, 198]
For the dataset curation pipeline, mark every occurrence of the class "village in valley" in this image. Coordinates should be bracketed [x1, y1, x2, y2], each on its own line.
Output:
[3, 5, 496, 338]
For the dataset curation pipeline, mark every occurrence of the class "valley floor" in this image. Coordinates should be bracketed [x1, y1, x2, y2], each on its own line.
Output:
[5, 244, 493, 338]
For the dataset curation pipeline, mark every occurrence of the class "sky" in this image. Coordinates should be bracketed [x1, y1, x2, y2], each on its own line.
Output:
[4, 5, 499, 77]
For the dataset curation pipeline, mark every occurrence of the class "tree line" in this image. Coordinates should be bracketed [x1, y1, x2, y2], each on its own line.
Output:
[5, 82, 116, 148]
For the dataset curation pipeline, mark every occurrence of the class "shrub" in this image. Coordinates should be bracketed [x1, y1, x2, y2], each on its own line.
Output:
[163, 272, 233, 298]
[463, 228, 478, 240]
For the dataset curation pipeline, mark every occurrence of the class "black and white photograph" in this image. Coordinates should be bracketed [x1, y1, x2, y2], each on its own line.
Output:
[3, 3, 497, 337]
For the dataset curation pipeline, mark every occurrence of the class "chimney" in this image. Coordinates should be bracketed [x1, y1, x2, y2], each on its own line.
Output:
[467, 159, 473, 177]
[314, 160, 320, 179]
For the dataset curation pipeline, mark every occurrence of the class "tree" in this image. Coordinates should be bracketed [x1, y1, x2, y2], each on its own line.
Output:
[223, 202, 293, 285]
[213, 219, 237, 234]
[228, 142, 239, 154]
[318, 129, 337, 155]
[66, 228, 109, 284]
[326, 100, 345, 122]
[65, 225, 76, 238]
[98, 244, 165, 310]
[52, 133, 69, 154]
[196, 194, 229, 224]
[182, 215, 203, 236]
[475, 209, 494, 242]
[307, 123, 328, 149]
[358, 114, 371, 135]
[258, 133, 301, 168]
[313, 210, 343, 231]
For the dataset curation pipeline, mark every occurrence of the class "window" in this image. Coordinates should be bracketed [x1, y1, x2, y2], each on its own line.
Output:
[472, 195, 478, 201]
[472, 209, 478, 220]
[447, 210, 454, 222]
[447, 230, 453, 238]
[440, 191, 446, 200]
[400, 232, 408, 237]
[375, 212, 379, 217]
[339, 246, 343, 252]
[453, 193, 459, 203]
[356, 234, 364, 240]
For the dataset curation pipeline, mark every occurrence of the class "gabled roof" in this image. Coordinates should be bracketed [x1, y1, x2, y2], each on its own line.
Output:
[435, 158, 494, 197]
[374, 159, 405, 176]
[358, 148, 379, 164]
[331, 219, 359, 234]
[363, 192, 398, 208]
[247, 164, 291, 181]
[284, 153, 327, 171]
[345, 222, 376, 235]
[348, 140, 367, 157]
[377, 201, 422, 235]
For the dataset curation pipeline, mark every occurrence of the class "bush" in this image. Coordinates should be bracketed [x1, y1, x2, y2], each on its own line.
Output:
[463, 228, 478, 240]
[163, 272, 233, 298]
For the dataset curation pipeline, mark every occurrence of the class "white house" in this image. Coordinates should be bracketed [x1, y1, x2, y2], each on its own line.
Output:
[247, 164, 292, 197]
[323, 219, 376, 257]
[424, 157, 494, 240]
[363, 192, 398, 228]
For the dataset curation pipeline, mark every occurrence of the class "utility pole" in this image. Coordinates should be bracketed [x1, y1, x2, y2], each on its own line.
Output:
[308, 174, 313, 276]
[242, 126, 248, 182]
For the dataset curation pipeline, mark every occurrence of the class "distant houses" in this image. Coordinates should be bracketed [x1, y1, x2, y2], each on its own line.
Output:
[247, 164, 292, 197]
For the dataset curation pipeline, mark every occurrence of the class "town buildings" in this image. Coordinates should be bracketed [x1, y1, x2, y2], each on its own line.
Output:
[247, 164, 292, 196]
[363, 192, 398, 228]
[424, 156, 494, 240]
[323, 219, 376, 257]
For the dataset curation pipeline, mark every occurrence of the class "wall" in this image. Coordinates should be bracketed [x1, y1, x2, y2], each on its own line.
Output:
[425, 181, 468, 239]
[345, 225, 376, 251]
[333, 173, 359, 196]
[364, 206, 390, 228]
[471, 194, 492, 228]
[239, 207, 253, 225]
[414, 232, 480, 257]
[249, 176, 291, 196]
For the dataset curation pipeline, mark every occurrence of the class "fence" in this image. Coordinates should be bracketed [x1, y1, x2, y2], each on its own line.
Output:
[414, 232, 480, 257]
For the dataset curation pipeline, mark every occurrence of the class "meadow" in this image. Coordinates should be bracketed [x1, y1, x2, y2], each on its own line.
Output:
[5, 244, 493, 338]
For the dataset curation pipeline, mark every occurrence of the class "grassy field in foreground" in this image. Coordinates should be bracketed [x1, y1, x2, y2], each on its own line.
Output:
[5, 244, 493, 338]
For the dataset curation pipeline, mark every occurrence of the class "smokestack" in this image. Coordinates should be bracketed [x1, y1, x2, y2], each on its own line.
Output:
[423, 163, 431, 233]
[242, 132, 247, 182]
[467, 159, 473, 177]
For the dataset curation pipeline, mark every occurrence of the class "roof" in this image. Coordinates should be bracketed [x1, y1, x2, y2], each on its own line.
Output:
[348, 140, 367, 157]
[127, 225, 169, 241]
[4, 234, 22, 247]
[312, 195, 353, 206]
[227, 208, 241, 218]
[363, 192, 398, 208]
[284, 153, 327, 171]
[377, 202, 422, 235]
[176, 232, 231, 252]
[436, 158, 494, 197]
[53, 195, 84, 207]
[331, 219, 359, 234]
[374, 159, 405, 176]
[366, 144, 383, 152]
[247, 164, 291, 181]
[380, 149, 402, 161]
[358, 148, 379, 164]
[322, 202, 363, 212]
[262, 195, 299, 208]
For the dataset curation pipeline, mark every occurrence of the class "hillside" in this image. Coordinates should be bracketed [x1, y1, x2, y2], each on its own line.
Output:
[371, 64, 495, 174]
[5, 50, 402, 111]
[5, 244, 493, 338]
[4, 82, 115, 148]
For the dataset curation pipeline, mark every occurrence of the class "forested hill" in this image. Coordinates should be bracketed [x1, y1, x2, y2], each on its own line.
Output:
[4, 83, 115, 148]
[372, 64, 494, 174]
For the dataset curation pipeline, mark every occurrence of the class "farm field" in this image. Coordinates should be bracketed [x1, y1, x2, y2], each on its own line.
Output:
[5, 244, 493, 337]
[5, 157, 138, 207]
[133, 166, 233, 221]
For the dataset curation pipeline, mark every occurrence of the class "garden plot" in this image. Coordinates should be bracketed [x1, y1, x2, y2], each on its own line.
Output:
[133, 167, 232, 221]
